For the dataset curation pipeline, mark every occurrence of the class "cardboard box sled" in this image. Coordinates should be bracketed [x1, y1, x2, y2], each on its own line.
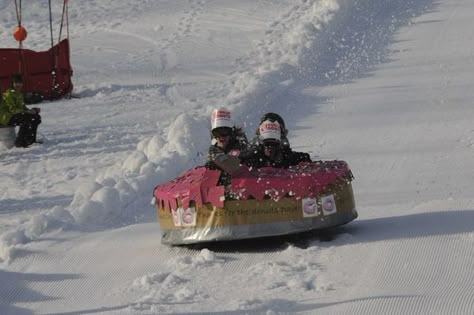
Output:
[156, 180, 357, 245]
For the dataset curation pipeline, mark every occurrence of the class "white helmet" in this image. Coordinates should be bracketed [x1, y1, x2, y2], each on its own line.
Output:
[259, 120, 281, 144]
[211, 108, 233, 131]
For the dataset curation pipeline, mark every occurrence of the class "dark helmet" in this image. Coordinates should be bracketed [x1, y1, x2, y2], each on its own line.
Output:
[12, 74, 23, 84]
[260, 112, 286, 129]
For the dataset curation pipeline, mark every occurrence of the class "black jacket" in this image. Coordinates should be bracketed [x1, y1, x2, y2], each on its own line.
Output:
[205, 127, 249, 185]
[241, 144, 311, 169]
[205, 127, 248, 168]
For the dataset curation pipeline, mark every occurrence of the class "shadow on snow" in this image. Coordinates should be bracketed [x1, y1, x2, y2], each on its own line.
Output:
[0, 270, 82, 315]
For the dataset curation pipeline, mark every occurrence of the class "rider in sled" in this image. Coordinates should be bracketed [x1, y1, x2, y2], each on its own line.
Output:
[205, 108, 249, 185]
[242, 117, 311, 169]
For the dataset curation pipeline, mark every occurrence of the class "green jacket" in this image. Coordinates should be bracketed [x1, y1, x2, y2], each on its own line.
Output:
[0, 88, 26, 125]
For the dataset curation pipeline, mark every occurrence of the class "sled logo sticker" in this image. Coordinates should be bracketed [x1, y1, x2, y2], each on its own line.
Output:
[321, 195, 337, 215]
[172, 208, 182, 226]
[229, 149, 240, 157]
[302, 198, 318, 217]
[181, 207, 197, 227]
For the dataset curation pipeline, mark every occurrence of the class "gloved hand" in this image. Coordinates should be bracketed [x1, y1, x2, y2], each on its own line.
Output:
[208, 145, 225, 161]
[27, 107, 41, 114]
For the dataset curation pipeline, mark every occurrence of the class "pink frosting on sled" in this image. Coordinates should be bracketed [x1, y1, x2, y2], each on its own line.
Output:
[154, 161, 352, 211]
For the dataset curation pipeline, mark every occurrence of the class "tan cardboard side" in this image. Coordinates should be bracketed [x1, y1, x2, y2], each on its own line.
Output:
[157, 182, 355, 230]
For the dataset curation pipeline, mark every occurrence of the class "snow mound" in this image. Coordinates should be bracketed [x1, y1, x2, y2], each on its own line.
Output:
[0, 0, 343, 262]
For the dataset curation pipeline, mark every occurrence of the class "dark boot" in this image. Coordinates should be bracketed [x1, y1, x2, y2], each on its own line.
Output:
[23, 125, 36, 146]
[9, 113, 41, 148]
[31, 114, 41, 143]
[15, 126, 28, 147]
[21, 114, 41, 146]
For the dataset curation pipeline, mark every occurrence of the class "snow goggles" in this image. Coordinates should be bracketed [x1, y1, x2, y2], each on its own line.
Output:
[263, 140, 280, 148]
[212, 127, 232, 137]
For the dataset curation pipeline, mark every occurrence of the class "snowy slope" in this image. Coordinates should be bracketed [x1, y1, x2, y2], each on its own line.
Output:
[1, 0, 474, 314]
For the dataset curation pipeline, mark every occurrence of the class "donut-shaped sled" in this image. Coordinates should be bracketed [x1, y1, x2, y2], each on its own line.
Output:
[153, 160, 357, 245]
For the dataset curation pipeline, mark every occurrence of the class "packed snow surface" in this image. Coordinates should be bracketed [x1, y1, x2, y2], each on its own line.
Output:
[1, 0, 474, 314]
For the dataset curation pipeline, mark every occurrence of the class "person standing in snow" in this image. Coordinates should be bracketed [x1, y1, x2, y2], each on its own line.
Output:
[205, 108, 249, 185]
[242, 118, 311, 169]
[0, 74, 42, 148]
